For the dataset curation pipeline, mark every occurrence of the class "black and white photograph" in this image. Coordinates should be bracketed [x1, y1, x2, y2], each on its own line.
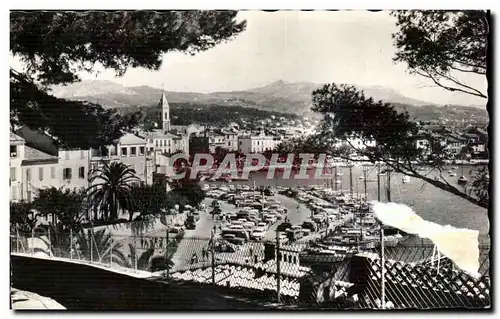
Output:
[8, 9, 491, 311]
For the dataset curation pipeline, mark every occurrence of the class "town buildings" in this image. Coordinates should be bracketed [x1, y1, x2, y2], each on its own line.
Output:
[11, 128, 89, 202]
[9, 90, 187, 203]
[238, 131, 282, 153]
[141, 92, 190, 156]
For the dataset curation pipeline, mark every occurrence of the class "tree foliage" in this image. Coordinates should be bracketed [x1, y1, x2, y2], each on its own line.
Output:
[10, 201, 38, 233]
[170, 181, 206, 209]
[309, 83, 488, 208]
[122, 102, 298, 132]
[125, 183, 169, 221]
[11, 11, 246, 85]
[392, 10, 488, 98]
[32, 187, 87, 232]
[87, 161, 140, 221]
[10, 11, 246, 147]
[11, 70, 140, 149]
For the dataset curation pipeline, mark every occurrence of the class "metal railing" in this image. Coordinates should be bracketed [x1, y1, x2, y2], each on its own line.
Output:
[10, 227, 491, 309]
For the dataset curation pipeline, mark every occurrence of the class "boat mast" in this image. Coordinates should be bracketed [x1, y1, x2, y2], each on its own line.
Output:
[349, 165, 353, 198]
[363, 165, 367, 202]
[386, 166, 391, 203]
[377, 163, 381, 201]
[334, 165, 338, 191]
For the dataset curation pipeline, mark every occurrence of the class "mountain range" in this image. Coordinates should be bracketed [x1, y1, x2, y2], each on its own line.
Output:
[50, 80, 488, 122]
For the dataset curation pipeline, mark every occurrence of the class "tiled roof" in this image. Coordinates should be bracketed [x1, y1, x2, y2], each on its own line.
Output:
[358, 255, 490, 309]
[23, 146, 58, 162]
[10, 132, 25, 142]
[144, 130, 182, 139]
[171, 264, 302, 298]
[118, 133, 146, 145]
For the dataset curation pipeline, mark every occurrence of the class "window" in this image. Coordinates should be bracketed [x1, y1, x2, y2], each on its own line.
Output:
[63, 168, 72, 180]
[121, 147, 127, 156]
[155, 140, 159, 147]
[139, 147, 145, 156]
[10, 145, 17, 157]
[39, 167, 44, 181]
[168, 140, 171, 147]
[131, 147, 137, 156]
[239, 141, 242, 145]
[51, 167, 56, 179]
[26, 168, 31, 181]
[10, 167, 16, 181]
[164, 112, 168, 120]
[160, 140, 163, 147]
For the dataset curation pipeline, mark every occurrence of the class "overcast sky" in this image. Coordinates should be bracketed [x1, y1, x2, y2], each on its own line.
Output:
[11, 10, 487, 106]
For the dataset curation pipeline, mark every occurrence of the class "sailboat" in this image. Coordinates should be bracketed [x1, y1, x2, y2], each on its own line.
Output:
[402, 176, 410, 183]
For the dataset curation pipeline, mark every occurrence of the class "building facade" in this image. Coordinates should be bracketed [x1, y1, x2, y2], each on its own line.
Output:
[238, 132, 280, 153]
[90, 133, 154, 185]
[10, 132, 60, 202]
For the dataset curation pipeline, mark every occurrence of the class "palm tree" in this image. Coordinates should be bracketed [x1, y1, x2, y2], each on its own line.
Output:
[87, 161, 139, 221]
[126, 243, 155, 270]
[74, 228, 129, 265]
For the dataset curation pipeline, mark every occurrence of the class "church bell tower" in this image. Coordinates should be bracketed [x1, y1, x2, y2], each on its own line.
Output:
[160, 90, 170, 132]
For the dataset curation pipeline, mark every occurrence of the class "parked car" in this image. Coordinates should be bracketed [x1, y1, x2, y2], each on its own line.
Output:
[243, 222, 255, 230]
[229, 224, 245, 231]
[257, 222, 268, 229]
[168, 226, 184, 234]
[251, 230, 266, 241]
[185, 219, 197, 230]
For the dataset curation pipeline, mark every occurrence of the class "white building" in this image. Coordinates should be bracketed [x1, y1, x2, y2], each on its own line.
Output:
[238, 132, 281, 153]
[223, 130, 239, 152]
[170, 124, 205, 137]
[10, 132, 60, 202]
[13, 127, 92, 201]
[144, 131, 189, 155]
[332, 136, 376, 151]
[58, 149, 91, 191]
[90, 133, 154, 185]
[208, 132, 226, 153]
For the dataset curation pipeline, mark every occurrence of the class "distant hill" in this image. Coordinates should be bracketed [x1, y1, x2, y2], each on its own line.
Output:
[50, 80, 488, 123]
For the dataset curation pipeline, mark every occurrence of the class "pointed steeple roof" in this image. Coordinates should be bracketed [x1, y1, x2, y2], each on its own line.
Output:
[159, 91, 169, 109]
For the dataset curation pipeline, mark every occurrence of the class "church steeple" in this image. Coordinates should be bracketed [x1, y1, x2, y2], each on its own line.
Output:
[160, 87, 170, 132]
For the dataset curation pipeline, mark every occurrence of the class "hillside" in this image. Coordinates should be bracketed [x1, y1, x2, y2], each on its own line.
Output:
[50, 80, 488, 123]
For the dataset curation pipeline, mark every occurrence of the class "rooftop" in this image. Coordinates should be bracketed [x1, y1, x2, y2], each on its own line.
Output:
[23, 146, 59, 163]
[118, 133, 147, 145]
[10, 132, 25, 143]
[143, 130, 183, 139]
